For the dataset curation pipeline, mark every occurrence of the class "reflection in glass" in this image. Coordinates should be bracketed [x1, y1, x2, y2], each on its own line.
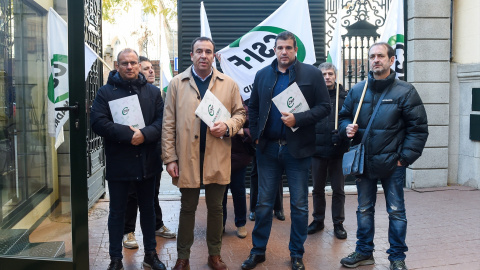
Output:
[0, 0, 72, 260]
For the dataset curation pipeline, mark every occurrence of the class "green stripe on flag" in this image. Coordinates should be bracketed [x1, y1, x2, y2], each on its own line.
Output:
[51, 54, 68, 65]
[228, 26, 307, 62]
[387, 34, 404, 46]
[55, 92, 69, 103]
[326, 53, 333, 63]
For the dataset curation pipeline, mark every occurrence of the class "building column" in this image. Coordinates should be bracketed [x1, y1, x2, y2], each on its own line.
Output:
[405, 0, 451, 188]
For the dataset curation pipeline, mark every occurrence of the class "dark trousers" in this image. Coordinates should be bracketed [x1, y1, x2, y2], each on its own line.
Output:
[124, 173, 164, 234]
[311, 157, 345, 225]
[223, 167, 248, 228]
[249, 155, 283, 212]
[108, 177, 157, 259]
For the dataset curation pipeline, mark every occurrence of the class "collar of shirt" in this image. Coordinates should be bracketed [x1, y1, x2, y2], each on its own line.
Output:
[275, 61, 295, 74]
[191, 65, 213, 82]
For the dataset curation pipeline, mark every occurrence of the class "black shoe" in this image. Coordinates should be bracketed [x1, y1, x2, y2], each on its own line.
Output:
[241, 254, 266, 270]
[143, 251, 166, 270]
[274, 210, 285, 221]
[107, 258, 123, 270]
[307, 220, 324, 235]
[249, 212, 255, 221]
[291, 257, 305, 270]
[390, 260, 408, 270]
[340, 252, 374, 268]
[334, 224, 347, 239]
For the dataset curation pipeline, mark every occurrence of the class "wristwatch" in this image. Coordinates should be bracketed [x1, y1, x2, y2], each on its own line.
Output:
[224, 124, 230, 137]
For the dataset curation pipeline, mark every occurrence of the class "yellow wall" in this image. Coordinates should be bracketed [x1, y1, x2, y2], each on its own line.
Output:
[33, 0, 53, 11]
[453, 0, 480, 64]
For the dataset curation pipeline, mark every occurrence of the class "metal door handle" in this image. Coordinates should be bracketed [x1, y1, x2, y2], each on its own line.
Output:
[55, 104, 78, 112]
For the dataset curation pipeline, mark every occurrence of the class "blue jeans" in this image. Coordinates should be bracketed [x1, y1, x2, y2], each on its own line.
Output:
[223, 167, 247, 227]
[251, 141, 310, 258]
[108, 177, 157, 259]
[355, 166, 408, 261]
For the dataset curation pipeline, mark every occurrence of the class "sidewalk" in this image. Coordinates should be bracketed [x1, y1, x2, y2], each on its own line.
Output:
[88, 176, 480, 270]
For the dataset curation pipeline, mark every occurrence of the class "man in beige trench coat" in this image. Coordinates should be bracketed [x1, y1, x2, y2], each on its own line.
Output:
[162, 36, 245, 270]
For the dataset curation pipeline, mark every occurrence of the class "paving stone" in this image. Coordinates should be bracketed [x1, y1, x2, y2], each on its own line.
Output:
[89, 187, 480, 269]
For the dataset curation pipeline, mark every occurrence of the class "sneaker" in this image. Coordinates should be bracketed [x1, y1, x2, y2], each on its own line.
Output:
[274, 210, 285, 221]
[155, 225, 176, 239]
[236, 226, 247, 238]
[340, 252, 375, 268]
[390, 260, 408, 270]
[307, 220, 324, 235]
[143, 251, 166, 270]
[107, 258, 123, 270]
[122, 232, 139, 249]
[334, 224, 347, 239]
[249, 212, 255, 221]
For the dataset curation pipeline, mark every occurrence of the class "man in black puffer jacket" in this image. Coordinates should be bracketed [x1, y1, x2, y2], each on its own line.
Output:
[308, 63, 349, 239]
[338, 43, 428, 270]
[90, 49, 166, 270]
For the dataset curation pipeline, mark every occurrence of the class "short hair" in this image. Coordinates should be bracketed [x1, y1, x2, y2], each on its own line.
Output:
[275, 31, 297, 48]
[318, 62, 337, 75]
[368, 42, 395, 58]
[139, 56, 150, 63]
[116, 48, 139, 63]
[191, 37, 215, 53]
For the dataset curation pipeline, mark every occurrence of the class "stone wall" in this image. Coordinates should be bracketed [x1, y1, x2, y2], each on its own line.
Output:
[405, 0, 451, 187]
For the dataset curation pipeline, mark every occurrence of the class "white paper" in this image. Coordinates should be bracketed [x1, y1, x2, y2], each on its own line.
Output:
[108, 95, 146, 129]
[271, 82, 310, 132]
[195, 90, 231, 128]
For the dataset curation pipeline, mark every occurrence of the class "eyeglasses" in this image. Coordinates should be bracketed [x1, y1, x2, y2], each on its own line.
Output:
[119, 61, 138, 67]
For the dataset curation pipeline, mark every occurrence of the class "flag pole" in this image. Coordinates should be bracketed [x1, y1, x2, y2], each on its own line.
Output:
[97, 56, 112, 71]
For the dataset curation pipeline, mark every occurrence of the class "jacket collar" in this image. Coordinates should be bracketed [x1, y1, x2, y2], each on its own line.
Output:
[269, 58, 299, 73]
[368, 69, 396, 93]
[181, 65, 225, 82]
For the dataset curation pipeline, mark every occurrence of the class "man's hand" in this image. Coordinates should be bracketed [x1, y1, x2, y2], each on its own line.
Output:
[331, 129, 340, 145]
[346, 124, 358, 138]
[166, 161, 179, 178]
[210, 121, 227, 138]
[130, 126, 145, 145]
[280, 112, 296, 127]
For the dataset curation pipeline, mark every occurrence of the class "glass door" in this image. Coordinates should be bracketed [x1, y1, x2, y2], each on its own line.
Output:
[0, 0, 89, 268]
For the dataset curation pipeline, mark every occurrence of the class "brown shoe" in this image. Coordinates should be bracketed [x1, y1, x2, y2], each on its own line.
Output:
[173, 258, 190, 270]
[208, 255, 228, 270]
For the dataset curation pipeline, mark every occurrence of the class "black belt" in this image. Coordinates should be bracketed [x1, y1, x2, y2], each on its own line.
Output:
[270, 139, 287, 146]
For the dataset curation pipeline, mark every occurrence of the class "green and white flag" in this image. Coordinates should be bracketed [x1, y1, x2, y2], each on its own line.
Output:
[48, 8, 99, 149]
[326, 3, 343, 70]
[200, 1, 216, 69]
[218, 0, 315, 101]
[380, 0, 404, 79]
[160, 14, 173, 93]
[48, 8, 69, 149]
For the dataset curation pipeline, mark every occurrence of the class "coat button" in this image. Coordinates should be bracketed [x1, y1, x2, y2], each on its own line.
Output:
[195, 135, 199, 139]
[197, 95, 201, 100]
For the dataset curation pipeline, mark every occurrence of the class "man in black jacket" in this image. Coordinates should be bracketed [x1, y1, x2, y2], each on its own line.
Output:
[308, 62, 349, 239]
[90, 49, 166, 270]
[338, 43, 428, 270]
[122, 56, 176, 252]
[242, 31, 330, 270]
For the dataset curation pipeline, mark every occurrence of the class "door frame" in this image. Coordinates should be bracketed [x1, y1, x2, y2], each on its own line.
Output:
[0, 0, 89, 269]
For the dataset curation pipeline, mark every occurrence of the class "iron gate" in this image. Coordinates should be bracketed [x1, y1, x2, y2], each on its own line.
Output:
[85, 0, 106, 208]
[325, 0, 400, 90]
